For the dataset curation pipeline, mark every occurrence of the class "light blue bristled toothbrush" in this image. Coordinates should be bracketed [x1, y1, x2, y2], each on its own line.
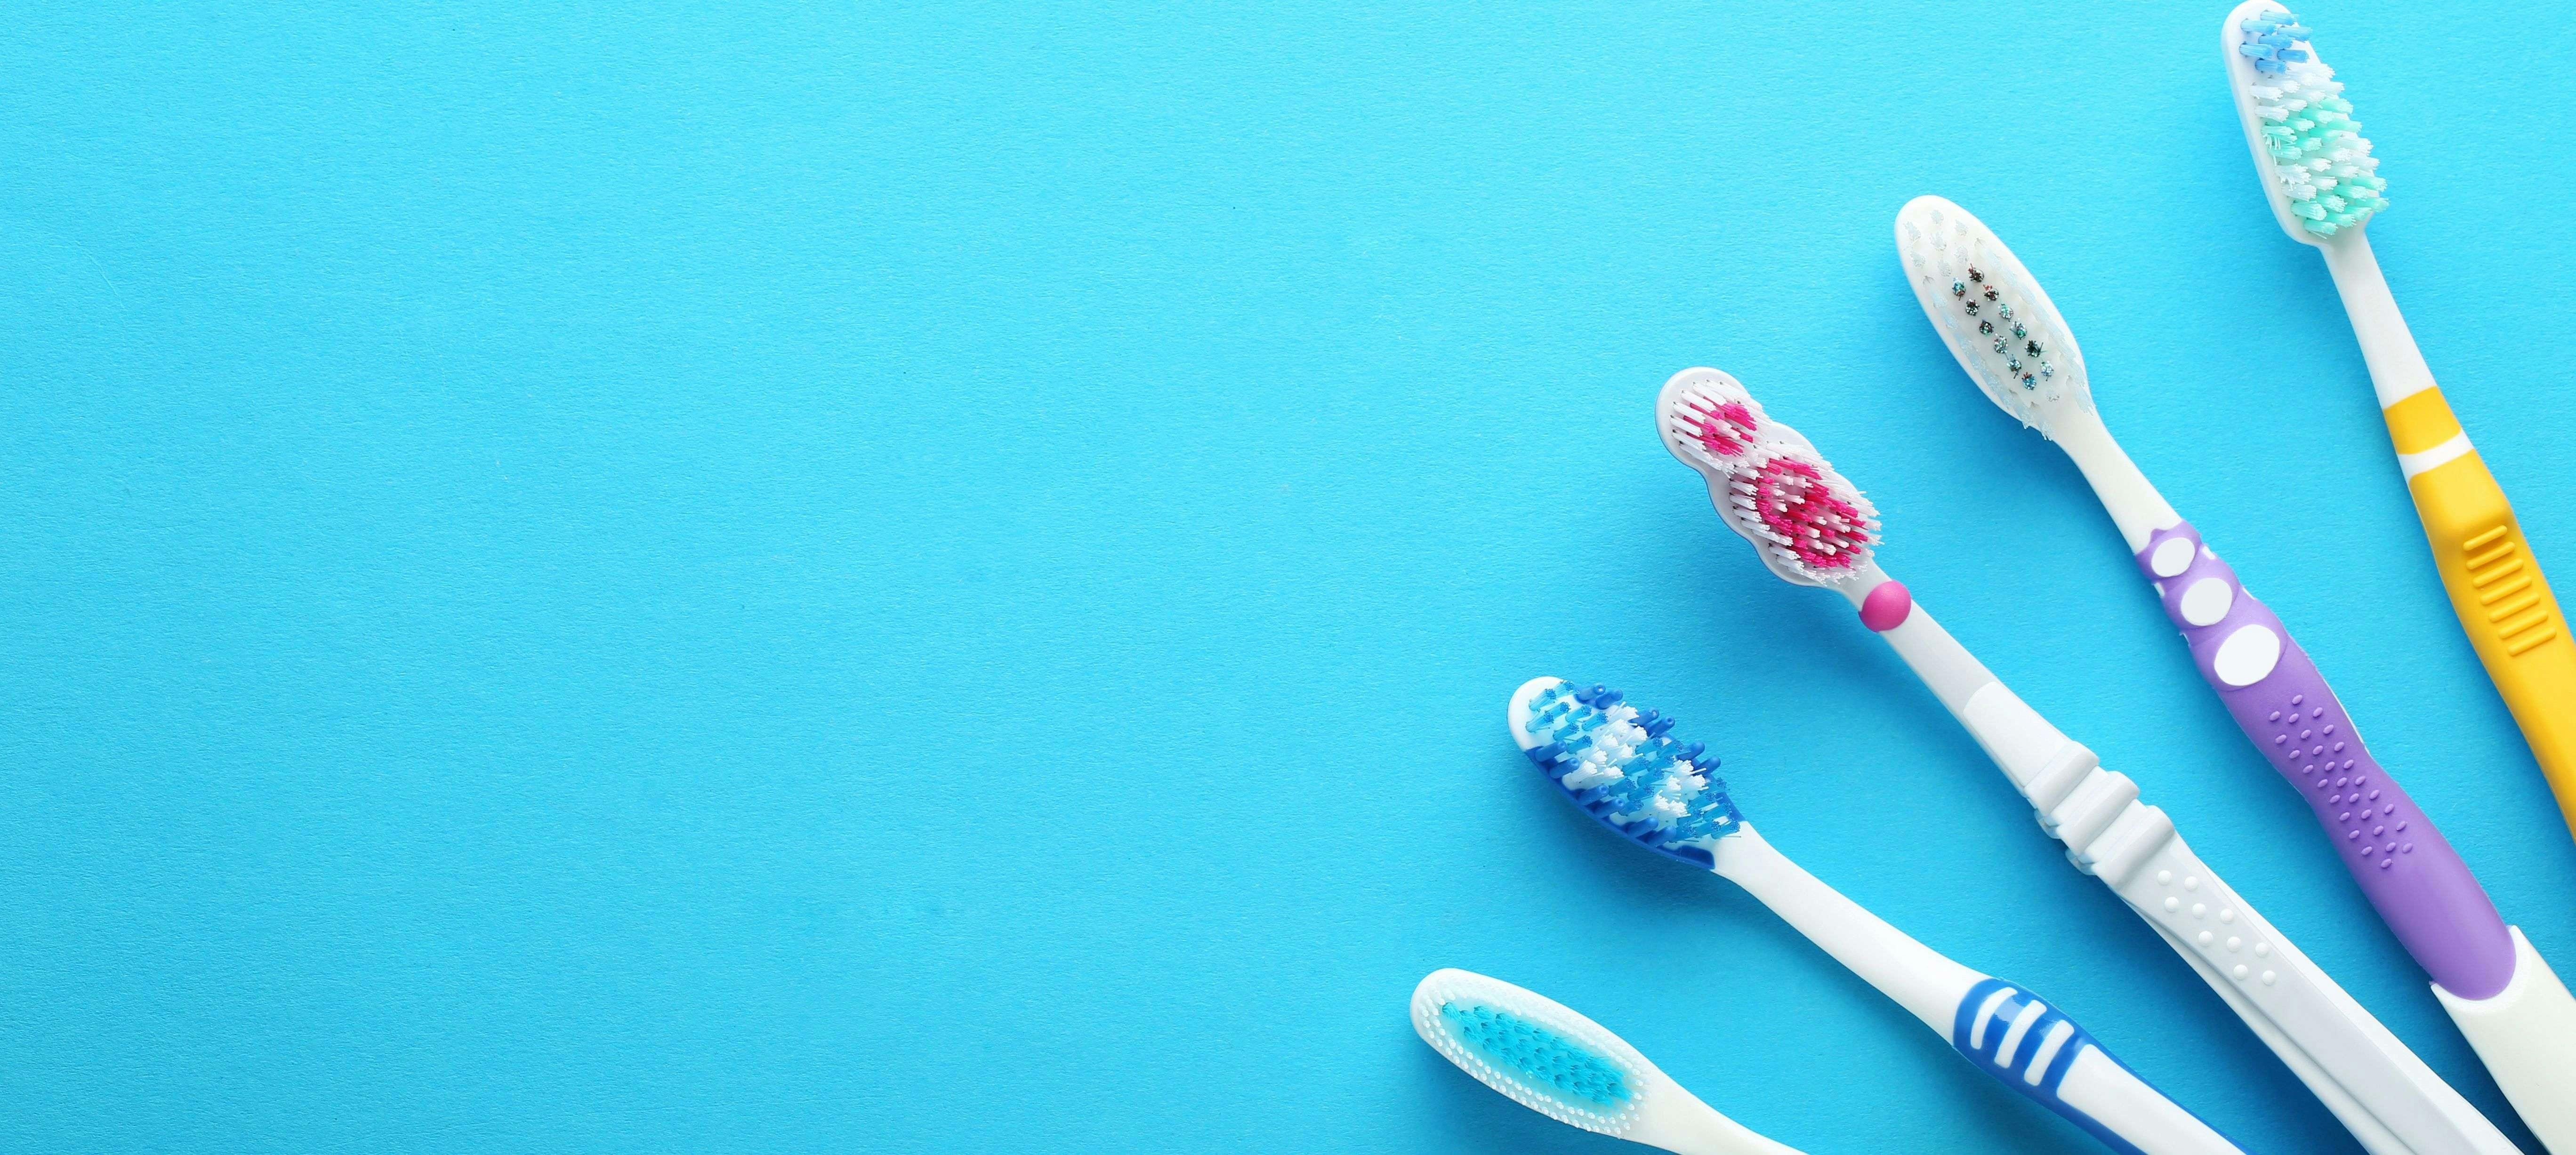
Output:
[1507, 676, 2248, 1155]
[1413, 967, 1805, 1155]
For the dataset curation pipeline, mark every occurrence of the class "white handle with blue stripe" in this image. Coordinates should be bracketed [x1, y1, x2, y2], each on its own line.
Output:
[1712, 827, 2245, 1155]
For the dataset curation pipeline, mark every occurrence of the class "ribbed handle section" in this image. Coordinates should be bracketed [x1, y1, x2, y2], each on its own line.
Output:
[2407, 449, 2576, 841]
[1937, 979, 2246, 1155]
[2134, 521, 2513, 999]
[1949, 979, 2242, 1155]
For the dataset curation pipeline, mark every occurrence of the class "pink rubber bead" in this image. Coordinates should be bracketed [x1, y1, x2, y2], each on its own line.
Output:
[1860, 580, 1912, 632]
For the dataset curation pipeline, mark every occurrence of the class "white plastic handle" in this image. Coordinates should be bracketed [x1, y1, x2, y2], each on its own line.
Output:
[2437, 928, 2576, 1153]
[1856, 585, 2519, 1155]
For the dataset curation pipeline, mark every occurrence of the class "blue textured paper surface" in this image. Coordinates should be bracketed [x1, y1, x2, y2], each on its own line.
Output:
[4, 3, 2574, 1152]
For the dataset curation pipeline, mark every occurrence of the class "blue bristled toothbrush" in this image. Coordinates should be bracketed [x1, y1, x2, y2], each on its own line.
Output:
[1509, 676, 2248, 1155]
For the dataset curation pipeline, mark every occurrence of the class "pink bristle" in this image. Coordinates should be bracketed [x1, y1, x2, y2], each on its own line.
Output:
[1731, 445, 1878, 580]
[1686, 398, 1759, 459]
[1669, 381, 1765, 466]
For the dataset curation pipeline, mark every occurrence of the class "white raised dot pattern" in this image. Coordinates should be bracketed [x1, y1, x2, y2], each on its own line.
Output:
[2155, 861, 2279, 986]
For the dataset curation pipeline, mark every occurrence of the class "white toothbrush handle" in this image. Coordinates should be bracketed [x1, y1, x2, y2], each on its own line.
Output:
[1853, 578, 2520, 1155]
[2436, 928, 2576, 1154]
[1635, 1090, 1806, 1155]
[2053, 414, 2576, 1152]
[2320, 231, 2435, 409]
[1712, 826, 1981, 1032]
[1714, 828, 2246, 1155]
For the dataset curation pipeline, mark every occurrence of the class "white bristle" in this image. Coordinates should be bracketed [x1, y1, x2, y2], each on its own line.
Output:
[2224, 3, 2386, 243]
[1895, 197, 2091, 438]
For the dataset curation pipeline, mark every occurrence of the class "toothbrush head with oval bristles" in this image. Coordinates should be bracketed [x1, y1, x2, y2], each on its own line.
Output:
[2224, 2, 2388, 244]
[1412, 968, 1800, 1154]
[1894, 196, 2093, 438]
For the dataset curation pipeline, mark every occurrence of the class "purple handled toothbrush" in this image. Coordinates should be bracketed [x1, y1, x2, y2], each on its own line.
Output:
[1897, 194, 2576, 1147]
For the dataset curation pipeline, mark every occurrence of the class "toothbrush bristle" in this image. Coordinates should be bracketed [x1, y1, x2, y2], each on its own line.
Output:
[1658, 371, 1880, 585]
[1735, 445, 1878, 583]
[1897, 199, 2089, 434]
[2238, 8, 2386, 235]
[1411, 969, 1654, 1139]
[1666, 377, 1767, 467]
[1514, 678, 1744, 867]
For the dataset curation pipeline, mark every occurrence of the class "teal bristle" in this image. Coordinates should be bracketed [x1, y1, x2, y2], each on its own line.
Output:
[2239, 8, 2387, 236]
[1518, 680, 1746, 866]
[1438, 1002, 1635, 1110]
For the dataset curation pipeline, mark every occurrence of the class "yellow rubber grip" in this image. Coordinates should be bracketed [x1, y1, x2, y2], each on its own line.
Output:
[2394, 389, 2576, 839]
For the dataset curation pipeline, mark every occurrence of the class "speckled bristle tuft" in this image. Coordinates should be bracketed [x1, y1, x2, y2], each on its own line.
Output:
[2239, 8, 2386, 235]
[1410, 969, 1656, 1139]
[1514, 679, 1744, 867]
[1897, 198, 2090, 436]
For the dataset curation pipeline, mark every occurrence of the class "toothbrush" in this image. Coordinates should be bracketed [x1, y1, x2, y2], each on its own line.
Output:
[2221, 2, 2576, 841]
[1413, 967, 1804, 1155]
[1897, 193, 2576, 1153]
[1655, 368, 2518, 1155]
[1507, 676, 2248, 1155]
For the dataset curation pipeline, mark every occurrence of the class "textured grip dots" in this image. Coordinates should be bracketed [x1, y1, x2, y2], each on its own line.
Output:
[2150, 868, 2279, 987]
[2268, 692, 2410, 869]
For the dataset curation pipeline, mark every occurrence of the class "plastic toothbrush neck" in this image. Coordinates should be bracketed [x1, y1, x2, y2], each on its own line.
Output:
[2317, 230, 2440, 410]
[2045, 416, 2182, 553]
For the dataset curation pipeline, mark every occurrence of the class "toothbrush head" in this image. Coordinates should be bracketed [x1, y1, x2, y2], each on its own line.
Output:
[2222, 2, 2387, 244]
[1411, 968, 1670, 1141]
[1657, 367, 1880, 588]
[1509, 676, 1744, 869]
[1895, 196, 2093, 437]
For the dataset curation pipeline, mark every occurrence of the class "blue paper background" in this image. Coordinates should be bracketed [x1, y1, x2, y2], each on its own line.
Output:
[4, 2, 2574, 1152]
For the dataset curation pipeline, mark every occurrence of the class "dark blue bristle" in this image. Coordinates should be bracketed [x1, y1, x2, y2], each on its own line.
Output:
[1519, 678, 1748, 866]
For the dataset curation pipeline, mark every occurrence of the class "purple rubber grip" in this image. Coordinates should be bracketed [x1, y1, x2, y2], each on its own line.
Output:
[2139, 522, 2513, 998]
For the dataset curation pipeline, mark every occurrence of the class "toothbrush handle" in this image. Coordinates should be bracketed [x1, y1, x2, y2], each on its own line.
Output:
[2323, 234, 2576, 839]
[2136, 525, 2576, 1149]
[1948, 978, 2245, 1155]
[2133, 521, 2515, 997]
[1864, 593, 2518, 1154]
[1715, 829, 2242, 1155]
[2098, 825, 2514, 1155]
[2404, 431, 2576, 838]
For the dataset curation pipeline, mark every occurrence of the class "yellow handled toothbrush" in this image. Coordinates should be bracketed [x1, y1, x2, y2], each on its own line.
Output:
[2222, 3, 2576, 843]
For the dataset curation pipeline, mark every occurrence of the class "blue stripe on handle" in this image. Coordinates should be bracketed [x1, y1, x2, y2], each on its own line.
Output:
[1950, 978, 2143, 1155]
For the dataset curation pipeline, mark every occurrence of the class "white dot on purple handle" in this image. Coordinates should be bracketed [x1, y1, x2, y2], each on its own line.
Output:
[2151, 538, 2194, 578]
[2213, 625, 2282, 686]
[2181, 578, 2234, 626]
